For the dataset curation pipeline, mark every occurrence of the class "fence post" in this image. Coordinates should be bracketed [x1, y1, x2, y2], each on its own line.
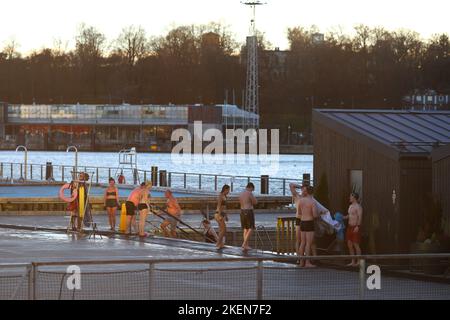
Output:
[10, 163, 13, 180]
[261, 175, 269, 194]
[199, 174, 202, 190]
[96, 168, 99, 184]
[214, 175, 218, 191]
[283, 179, 286, 196]
[256, 260, 263, 300]
[148, 263, 154, 300]
[62, 166, 65, 182]
[40, 165, 43, 180]
[108, 168, 111, 180]
[359, 259, 366, 300]
[32, 263, 37, 300]
[30, 164, 33, 180]
[27, 264, 32, 300]
[183, 173, 187, 189]
[168, 172, 172, 187]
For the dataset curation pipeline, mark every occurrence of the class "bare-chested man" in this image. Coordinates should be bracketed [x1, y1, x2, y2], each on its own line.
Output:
[292, 184, 318, 268]
[344, 193, 363, 266]
[239, 182, 257, 251]
[125, 183, 149, 235]
[160, 189, 182, 238]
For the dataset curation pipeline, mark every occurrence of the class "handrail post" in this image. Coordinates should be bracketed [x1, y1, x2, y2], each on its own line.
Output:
[199, 174, 202, 190]
[283, 179, 286, 196]
[40, 164, 43, 181]
[62, 166, 65, 182]
[214, 175, 217, 191]
[148, 263, 154, 300]
[168, 172, 172, 187]
[32, 263, 37, 300]
[359, 259, 366, 300]
[183, 173, 186, 189]
[10, 163, 13, 180]
[256, 260, 263, 300]
[96, 168, 99, 184]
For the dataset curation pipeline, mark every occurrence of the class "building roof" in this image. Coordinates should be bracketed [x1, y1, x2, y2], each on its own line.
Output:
[313, 109, 450, 159]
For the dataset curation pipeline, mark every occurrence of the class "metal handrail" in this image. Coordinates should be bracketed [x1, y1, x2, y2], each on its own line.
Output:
[17, 253, 450, 267]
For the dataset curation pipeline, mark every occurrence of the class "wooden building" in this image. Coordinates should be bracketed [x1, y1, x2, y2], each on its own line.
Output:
[312, 109, 450, 253]
[432, 144, 450, 235]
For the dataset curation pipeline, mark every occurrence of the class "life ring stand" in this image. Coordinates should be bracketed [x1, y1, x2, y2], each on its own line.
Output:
[59, 183, 78, 203]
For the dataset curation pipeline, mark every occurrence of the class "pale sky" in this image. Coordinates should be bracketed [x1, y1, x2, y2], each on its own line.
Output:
[1, 0, 449, 54]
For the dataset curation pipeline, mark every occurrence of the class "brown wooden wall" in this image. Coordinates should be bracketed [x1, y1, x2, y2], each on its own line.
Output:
[399, 158, 432, 251]
[433, 156, 450, 235]
[313, 121, 411, 253]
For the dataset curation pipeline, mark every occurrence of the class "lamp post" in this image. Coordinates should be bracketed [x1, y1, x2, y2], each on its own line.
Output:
[15, 145, 28, 180]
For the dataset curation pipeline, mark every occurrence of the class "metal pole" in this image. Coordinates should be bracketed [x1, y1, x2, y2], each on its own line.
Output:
[15, 145, 28, 180]
[62, 166, 64, 182]
[148, 263, 154, 300]
[283, 179, 286, 196]
[359, 259, 366, 300]
[10, 163, 12, 180]
[27, 264, 32, 300]
[214, 175, 218, 191]
[66, 146, 78, 177]
[184, 173, 186, 189]
[256, 260, 263, 300]
[32, 263, 37, 300]
[40, 164, 43, 181]
[168, 172, 172, 187]
[96, 168, 99, 184]
[30, 164, 33, 180]
[199, 174, 202, 190]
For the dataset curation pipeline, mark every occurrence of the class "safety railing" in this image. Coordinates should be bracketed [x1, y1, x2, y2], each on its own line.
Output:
[276, 217, 297, 255]
[0, 161, 309, 196]
[1, 254, 449, 300]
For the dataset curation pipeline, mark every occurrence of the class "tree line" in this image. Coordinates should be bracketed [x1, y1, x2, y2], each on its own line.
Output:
[0, 23, 448, 130]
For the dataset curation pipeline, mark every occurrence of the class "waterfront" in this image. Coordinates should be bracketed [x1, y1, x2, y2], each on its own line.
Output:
[0, 151, 313, 179]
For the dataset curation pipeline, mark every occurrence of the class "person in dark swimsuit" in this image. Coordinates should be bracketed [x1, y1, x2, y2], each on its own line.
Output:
[215, 185, 230, 249]
[104, 177, 119, 231]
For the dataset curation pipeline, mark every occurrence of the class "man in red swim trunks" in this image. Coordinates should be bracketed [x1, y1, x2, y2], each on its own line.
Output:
[344, 193, 363, 267]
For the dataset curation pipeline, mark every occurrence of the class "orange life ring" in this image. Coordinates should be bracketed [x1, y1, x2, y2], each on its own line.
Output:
[59, 183, 78, 203]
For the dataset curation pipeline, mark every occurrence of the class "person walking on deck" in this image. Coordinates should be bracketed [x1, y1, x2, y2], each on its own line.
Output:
[215, 184, 230, 249]
[239, 182, 257, 252]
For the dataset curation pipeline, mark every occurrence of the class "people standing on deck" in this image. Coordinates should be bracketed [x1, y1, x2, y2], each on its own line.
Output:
[118, 170, 126, 184]
[160, 189, 182, 238]
[293, 184, 318, 268]
[137, 182, 152, 237]
[67, 181, 79, 231]
[125, 183, 146, 234]
[239, 182, 257, 252]
[215, 184, 230, 249]
[290, 182, 304, 259]
[344, 193, 363, 266]
[104, 177, 119, 231]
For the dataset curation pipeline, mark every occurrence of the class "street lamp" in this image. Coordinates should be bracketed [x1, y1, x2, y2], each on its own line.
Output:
[15, 145, 28, 180]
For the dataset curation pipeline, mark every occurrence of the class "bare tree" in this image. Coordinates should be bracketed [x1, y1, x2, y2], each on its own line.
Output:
[2, 38, 21, 60]
[115, 25, 149, 67]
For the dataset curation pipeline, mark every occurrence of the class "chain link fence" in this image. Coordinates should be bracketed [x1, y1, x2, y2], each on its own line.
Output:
[1, 255, 449, 300]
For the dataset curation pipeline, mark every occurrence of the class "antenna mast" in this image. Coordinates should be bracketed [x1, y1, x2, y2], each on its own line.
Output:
[241, 1, 265, 129]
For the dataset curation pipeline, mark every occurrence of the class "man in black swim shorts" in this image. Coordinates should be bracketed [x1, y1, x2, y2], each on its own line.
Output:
[239, 182, 258, 251]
